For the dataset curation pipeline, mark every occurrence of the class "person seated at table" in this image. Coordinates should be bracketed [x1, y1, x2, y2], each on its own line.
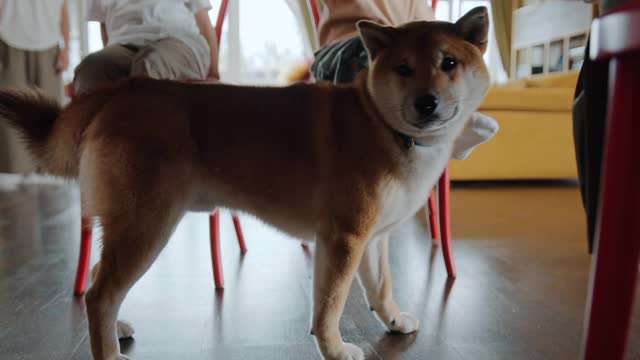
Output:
[312, 0, 434, 83]
[310, 0, 498, 160]
[74, 0, 219, 95]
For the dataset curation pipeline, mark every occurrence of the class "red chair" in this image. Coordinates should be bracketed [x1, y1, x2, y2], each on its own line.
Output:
[581, 4, 640, 359]
[424, 0, 456, 279]
[308, 0, 455, 278]
[72, 0, 243, 295]
[206, 0, 249, 290]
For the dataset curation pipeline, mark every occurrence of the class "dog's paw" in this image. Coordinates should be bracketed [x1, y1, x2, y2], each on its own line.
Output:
[334, 342, 365, 360]
[388, 312, 419, 334]
[117, 320, 135, 340]
[116, 355, 131, 360]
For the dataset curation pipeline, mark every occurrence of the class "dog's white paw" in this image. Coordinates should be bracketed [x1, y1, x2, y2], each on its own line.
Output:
[117, 320, 135, 339]
[332, 342, 364, 360]
[116, 355, 130, 360]
[388, 312, 419, 334]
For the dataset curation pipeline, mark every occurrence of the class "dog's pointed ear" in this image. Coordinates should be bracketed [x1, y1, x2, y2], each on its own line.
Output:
[357, 20, 394, 61]
[455, 6, 489, 54]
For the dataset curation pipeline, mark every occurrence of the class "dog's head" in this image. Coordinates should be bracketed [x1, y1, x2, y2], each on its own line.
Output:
[357, 7, 490, 143]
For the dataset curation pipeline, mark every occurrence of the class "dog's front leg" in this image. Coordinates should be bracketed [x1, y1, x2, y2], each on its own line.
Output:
[312, 232, 368, 360]
[358, 233, 419, 334]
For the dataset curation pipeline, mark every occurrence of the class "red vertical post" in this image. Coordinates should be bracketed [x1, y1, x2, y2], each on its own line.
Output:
[215, 0, 229, 43]
[438, 167, 456, 278]
[210, 211, 224, 289]
[428, 191, 440, 243]
[232, 215, 247, 254]
[581, 56, 640, 360]
[309, 0, 320, 27]
[74, 217, 92, 295]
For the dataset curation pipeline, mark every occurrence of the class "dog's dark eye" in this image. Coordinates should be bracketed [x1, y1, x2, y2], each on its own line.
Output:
[394, 65, 414, 77]
[441, 57, 458, 72]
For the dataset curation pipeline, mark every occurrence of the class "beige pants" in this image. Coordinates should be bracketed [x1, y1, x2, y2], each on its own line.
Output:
[0, 40, 62, 173]
[74, 37, 206, 95]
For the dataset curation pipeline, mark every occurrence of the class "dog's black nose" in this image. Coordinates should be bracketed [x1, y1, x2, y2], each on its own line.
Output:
[414, 95, 439, 117]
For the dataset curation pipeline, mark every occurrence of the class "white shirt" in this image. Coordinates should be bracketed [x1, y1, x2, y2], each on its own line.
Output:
[87, 0, 212, 75]
[0, 0, 64, 51]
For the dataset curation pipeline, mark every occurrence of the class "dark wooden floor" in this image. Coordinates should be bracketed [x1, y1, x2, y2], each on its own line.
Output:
[0, 175, 638, 360]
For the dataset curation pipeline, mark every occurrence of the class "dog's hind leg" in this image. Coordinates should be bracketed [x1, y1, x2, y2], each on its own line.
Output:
[358, 234, 419, 334]
[90, 262, 134, 340]
[312, 230, 368, 360]
[90, 262, 135, 340]
[82, 153, 188, 360]
[85, 204, 184, 360]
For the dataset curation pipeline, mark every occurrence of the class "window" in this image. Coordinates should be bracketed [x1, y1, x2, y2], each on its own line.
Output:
[224, 0, 306, 84]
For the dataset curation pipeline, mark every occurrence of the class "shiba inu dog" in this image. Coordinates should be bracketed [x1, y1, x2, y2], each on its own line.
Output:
[0, 7, 490, 360]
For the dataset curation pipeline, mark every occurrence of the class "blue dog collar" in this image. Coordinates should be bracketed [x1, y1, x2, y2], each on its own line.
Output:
[399, 133, 431, 149]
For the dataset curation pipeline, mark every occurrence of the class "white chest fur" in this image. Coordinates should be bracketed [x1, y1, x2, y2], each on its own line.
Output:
[372, 144, 452, 238]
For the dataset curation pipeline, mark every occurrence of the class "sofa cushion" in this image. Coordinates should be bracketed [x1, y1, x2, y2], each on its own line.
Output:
[523, 71, 580, 89]
[480, 86, 575, 112]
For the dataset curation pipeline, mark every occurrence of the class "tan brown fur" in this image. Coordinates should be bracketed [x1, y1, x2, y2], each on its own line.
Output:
[0, 7, 491, 360]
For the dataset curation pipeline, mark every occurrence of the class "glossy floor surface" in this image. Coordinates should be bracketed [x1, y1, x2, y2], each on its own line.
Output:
[0, 175, 638, 359]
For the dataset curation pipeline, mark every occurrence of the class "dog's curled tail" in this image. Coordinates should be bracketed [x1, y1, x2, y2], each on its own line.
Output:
[0, 88, 75, 177]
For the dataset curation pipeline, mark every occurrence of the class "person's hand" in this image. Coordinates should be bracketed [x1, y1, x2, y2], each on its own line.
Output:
[56, 48, 70, 73]
[208, 65, 220, 80]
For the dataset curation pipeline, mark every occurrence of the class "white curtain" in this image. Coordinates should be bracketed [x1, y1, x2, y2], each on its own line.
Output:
[218, 0, 314, 85]
[283, 0, 319, 54]
[218, 0, 244, 83]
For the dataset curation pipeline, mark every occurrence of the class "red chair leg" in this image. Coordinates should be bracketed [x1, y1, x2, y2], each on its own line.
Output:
[428, 190, 440, 243]
[581, 56, 640, 360]
[74, 217, 92, 296]
[210, 211, 224, 289]
[438, 167, 456, 278]
[232, 215, 248, 254]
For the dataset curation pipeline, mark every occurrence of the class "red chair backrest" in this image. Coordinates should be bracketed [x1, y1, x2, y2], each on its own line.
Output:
[215, 0, 230, 43]
[309, 0, 320, 27]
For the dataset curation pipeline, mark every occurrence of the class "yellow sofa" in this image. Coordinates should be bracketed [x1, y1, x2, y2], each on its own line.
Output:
[450, 71, 580, 180]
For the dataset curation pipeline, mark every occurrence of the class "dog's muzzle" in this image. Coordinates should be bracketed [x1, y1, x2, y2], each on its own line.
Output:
[414, 105, 459, 129]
